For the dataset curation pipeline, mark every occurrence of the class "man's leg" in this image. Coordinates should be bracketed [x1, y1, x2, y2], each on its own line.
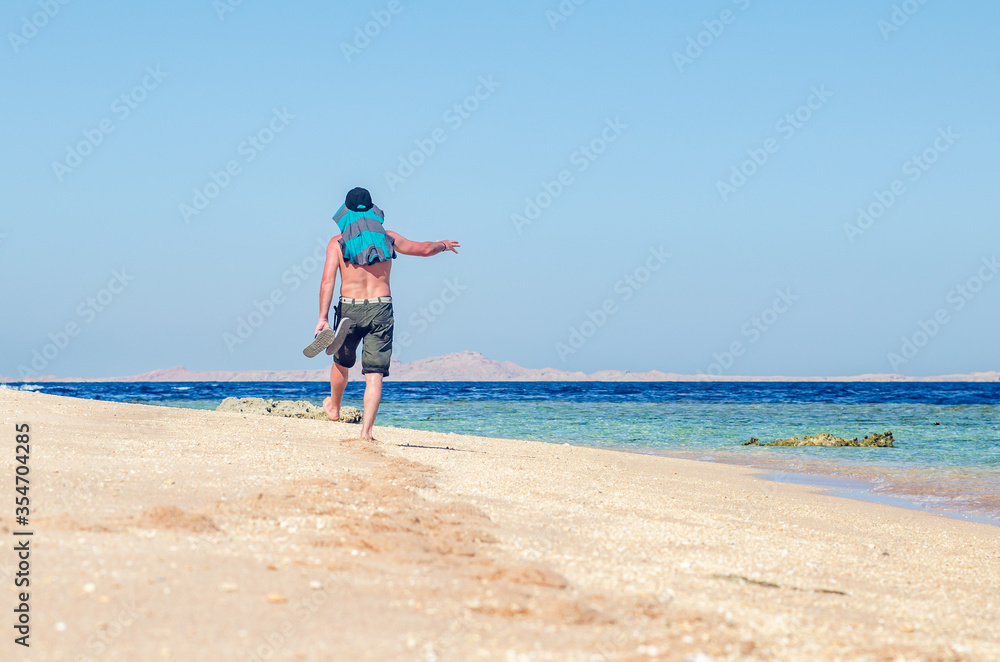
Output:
[360, 372, 383, 440]
[325, 305, 362, 422]
[358, 301, 392, 441]
[323, 363, 349, 421]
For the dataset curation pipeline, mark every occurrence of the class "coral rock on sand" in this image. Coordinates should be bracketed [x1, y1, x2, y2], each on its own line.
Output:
[216, 397, 362, 423]
[743, 431, 894, 447]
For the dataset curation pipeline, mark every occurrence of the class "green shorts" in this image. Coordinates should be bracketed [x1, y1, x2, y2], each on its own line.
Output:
[332, 300, 393, 376]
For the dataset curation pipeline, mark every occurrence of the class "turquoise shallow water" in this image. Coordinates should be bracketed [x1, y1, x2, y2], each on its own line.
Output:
[375, 400, 1000, 469]
[10, 381, 1000, 523]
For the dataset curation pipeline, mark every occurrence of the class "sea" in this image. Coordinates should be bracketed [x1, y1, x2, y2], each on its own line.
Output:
[7, 381, 999, 526]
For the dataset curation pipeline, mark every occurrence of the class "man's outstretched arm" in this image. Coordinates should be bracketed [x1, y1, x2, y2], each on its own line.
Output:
[315, 237, 341, 335]
[386, 231, 460, 257]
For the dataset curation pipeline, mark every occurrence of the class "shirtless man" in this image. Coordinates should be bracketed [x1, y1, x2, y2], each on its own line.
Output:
[313, 187, 459, 441]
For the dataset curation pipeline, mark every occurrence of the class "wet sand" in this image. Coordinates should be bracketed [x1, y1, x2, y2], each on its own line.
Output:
[2, 389, 998, 661]
[666, 449, 1000, 527]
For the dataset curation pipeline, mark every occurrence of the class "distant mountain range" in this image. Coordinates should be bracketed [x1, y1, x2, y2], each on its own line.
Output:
[3, 351, 998, 383]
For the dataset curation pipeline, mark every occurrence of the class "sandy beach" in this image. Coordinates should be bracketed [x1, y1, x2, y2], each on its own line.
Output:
[2, 389, 998, 661]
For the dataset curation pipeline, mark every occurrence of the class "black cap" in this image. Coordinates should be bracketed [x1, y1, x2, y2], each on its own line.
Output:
[345, 187, 373, 212]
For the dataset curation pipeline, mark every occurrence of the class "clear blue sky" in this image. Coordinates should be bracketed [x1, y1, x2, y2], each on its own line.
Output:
[2, 0, 998, 379]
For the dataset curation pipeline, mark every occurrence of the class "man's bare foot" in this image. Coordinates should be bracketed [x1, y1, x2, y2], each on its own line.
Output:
[323, 397, 340, 421]
[360, 433, 377, 442]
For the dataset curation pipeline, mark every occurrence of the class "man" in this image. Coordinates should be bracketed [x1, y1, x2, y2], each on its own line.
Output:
[313, 187, 460, 441]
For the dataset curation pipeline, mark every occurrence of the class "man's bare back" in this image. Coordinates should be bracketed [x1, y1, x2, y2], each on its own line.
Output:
[334, 240, 392, 299]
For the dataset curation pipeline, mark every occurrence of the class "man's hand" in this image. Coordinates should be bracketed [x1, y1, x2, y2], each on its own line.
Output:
[438, 240, 460, 254]
[314, 319, 331, 336]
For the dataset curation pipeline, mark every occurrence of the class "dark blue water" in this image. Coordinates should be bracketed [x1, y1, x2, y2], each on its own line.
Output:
[14, 380, 1000, 406]
[7, 381, 999, 522]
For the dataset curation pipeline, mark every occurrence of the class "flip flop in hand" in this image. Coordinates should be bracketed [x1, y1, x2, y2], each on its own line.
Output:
[325, 317, 353, 355]
[303, 327, 337, 358]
